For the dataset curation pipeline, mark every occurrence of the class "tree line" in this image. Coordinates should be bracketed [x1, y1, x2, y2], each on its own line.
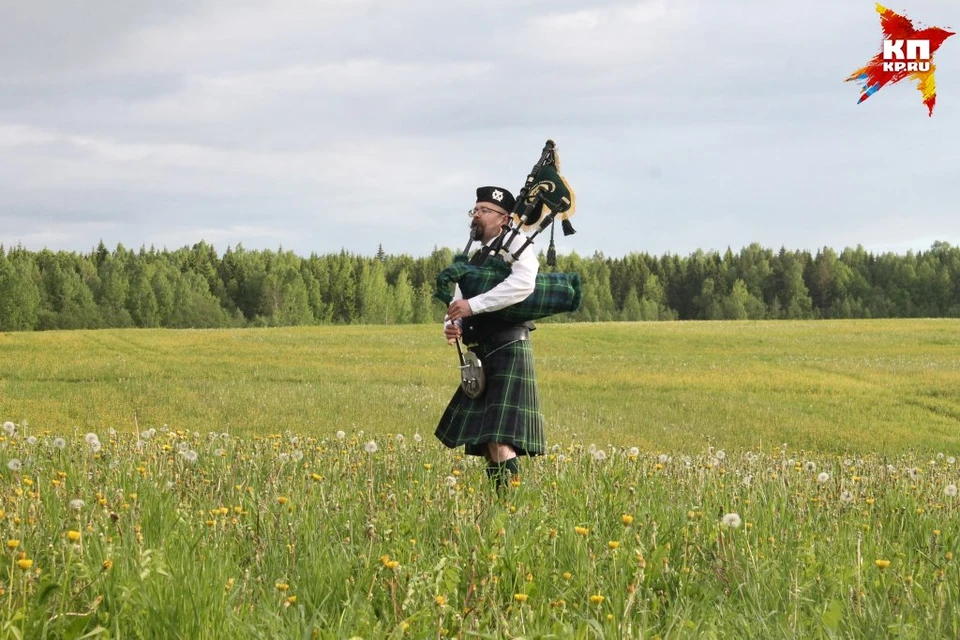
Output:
[0, 240, 958, 331]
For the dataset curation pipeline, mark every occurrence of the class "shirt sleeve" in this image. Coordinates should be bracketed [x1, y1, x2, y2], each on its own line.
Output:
[466, 235, 539, 315]
[443, 284, 464, 328]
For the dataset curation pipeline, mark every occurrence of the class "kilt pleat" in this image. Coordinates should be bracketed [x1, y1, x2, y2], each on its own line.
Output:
[434, 339, 545, 457]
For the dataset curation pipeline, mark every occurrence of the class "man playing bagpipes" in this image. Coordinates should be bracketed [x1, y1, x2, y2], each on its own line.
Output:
[433, 140, 580, 490]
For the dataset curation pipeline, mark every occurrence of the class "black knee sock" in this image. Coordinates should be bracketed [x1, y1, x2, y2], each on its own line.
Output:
[486, 457, 520, 489]
[503, 457, 519, 477]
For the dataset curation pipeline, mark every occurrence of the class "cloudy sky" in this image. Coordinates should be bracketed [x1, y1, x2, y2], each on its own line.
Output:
[1, 0, 958, 260]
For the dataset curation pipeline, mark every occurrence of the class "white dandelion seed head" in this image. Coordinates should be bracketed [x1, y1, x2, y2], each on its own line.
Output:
[69, 499, 85, 510]
[947, 457, 956, 465]
[721, 513, 742, 528]
[414, 433, 423, 443]
[136, 440, 146, 451]
[26, 436, 37, 446]
[53, 437, 66, 450]
[937, 452, 944, 460]
[907, 467, 920, 479]
[108, 428, 117, 437]
[84, 433, 99, 445]
[336, 430, 346, 440]
[395, 434, 405, 443]
[140, 429, 153, 440]
[292, 450, 304, 461]
[709, 457, 720, 467]
[658, 453, 670, 464]
[7, 459, 22, 472]
[805, 462, 817, 472]
[840, 490, 854, 503]
[220, 432, 229, 440]
[364, 441, 378, 454]
[742, 475, 754, 487]
[88, 440, 102, 453]
[626, 447, 640, 458]
[844, 458, 853, 467]
[588, 444, 597, 454]
[716, 450, 726, 460]
[165, 481, 175, 491]
[787, 458, 796, 467]
[214, 448, 225, 457]
[557, 454, 567, 463]
[593, 450, 607, 461]
[444, 476, 457, 488]
[887, 464, 897, 474]
[946, 484, 958, 497]
[289, 436, 299, 446]
[2, 422, 16, 436]
[817, 472, 830, 484]
[181, 450, 198, 463]
[278, 453, 290, 462]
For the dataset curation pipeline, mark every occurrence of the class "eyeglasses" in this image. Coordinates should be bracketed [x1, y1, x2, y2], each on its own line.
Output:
[467, 206, 504, 218]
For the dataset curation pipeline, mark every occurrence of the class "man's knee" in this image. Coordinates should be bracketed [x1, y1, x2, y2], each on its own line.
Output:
[487, 442, 517, 462]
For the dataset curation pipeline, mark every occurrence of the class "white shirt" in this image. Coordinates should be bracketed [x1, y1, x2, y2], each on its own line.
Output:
[444, 230, 539, 325]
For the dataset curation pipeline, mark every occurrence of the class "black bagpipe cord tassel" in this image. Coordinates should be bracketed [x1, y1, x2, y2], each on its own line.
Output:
[547, 221, 557, 268]
[561, 218, 576, 237]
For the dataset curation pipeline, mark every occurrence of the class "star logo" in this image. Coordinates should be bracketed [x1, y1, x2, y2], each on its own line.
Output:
[491, 189, 503, 202]
[845, 4, 954, 116]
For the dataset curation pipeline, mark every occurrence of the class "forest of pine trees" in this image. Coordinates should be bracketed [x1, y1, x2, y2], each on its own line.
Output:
[0, 240, 959, 331]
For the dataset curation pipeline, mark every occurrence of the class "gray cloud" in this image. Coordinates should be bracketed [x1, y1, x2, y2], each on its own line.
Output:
[1, 0, 958, 259]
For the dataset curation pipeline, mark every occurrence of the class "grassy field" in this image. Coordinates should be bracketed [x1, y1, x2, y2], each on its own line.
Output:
[2, 319, 960, 454]
[0, 319, 959, 637]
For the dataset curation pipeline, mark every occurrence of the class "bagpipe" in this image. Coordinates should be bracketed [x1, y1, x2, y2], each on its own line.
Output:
[433, 139, 583, 326]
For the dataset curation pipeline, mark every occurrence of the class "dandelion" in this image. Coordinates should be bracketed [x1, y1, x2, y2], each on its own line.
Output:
[84, 433, 99, 445]
[291, 450, 303, 462]
[574, 526, 590, 536]
[590, 595, 605, 605]
[364, 441, 378, 454]
[658, 453, 670, 464]
[17, 559, 32, 570]
[721, 513, 742, 528]
[7, 459, 21, 472]
[25, 436, 37, 446]
[335, 430, 345, 440]
[844, 458, 853, 467]
[2, 422, 15, 436]
[69, 499, 85, 511]
[716, 450, 726, 460]
[414, 433, 423, 443]
[875, 559, 891, 570]
[593, 450, 607, 461]
[742, 475, 753, 487]
[805, 461, 817, 472]
[67, 531, 81, 542]
[444, 476, 457, 488]
[622, 514, 634, 525]
[53, 437, 66, 450]
[435, 595, 447, 607]
[946, 484, 958, 497]
[181, 450, 199, 463]
[840, 490, 854, 503]
[6, 540, 19, 550]
[907, 467, 920, 480]
[817, 472, 830, 483]
[395, 434, 405, 443]
[513, 594, 529, 603]
[89, 440, 102, 453]
[608, 541, 620, 549]
[948, 457, 956, 465]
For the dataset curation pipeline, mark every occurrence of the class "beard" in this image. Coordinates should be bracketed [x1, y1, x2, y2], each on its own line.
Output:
[470, 221, 483, 241]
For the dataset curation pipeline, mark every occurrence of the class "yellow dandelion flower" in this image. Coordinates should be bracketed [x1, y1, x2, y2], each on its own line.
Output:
[275, 582, 289, 591]
[423, 464, 432, 470]
[590, 594, 605, 605]
[386, 560, 399, 570]
[103, 559, 113, 570]
[510, 477, 521, 488]
[513, 593, 528, 603]
[17, 559, 32, 570]
[67, 530, 81, 542]
[875, 559, 891, 570]
[435, 595, 447, 606]
[205, 520, 216, 527]
[562, 572, 572, 580]
[6, 540, 19, 550]
[608, 541, 620, 549]
[574, 526, 589, 536]
[311, 473, 321, 481]
[277, 497, 288, 505]
[945, 552, 953, 562]
[622, 514, 634, 525]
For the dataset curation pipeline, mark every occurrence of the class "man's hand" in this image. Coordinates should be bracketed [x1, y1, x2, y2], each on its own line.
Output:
[446, 300, 473, 322]
[444, 322, 462, 345]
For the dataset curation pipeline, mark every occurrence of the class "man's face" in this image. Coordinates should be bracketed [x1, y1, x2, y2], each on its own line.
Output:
[470, 202, 509, 242]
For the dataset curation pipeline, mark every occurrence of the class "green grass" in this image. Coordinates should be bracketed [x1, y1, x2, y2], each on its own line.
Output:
[0, 319, 959, 637]
[2, 319, 960, 454]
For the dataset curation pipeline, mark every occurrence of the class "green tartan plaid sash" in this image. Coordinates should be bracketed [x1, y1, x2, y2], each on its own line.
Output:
[434, 254, 582, 323]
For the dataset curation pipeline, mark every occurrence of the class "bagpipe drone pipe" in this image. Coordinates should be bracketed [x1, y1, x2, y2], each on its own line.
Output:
[433, 139, 583, 324]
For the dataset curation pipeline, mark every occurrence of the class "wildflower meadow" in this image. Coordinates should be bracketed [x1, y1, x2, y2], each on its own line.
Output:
[0, 319, 959, 638]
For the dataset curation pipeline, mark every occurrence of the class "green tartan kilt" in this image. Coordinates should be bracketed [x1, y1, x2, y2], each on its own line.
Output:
[435, 339, 546, 457]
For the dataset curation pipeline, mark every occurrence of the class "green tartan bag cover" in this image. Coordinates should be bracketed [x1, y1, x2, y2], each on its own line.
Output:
[434, 254, 582, 323]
